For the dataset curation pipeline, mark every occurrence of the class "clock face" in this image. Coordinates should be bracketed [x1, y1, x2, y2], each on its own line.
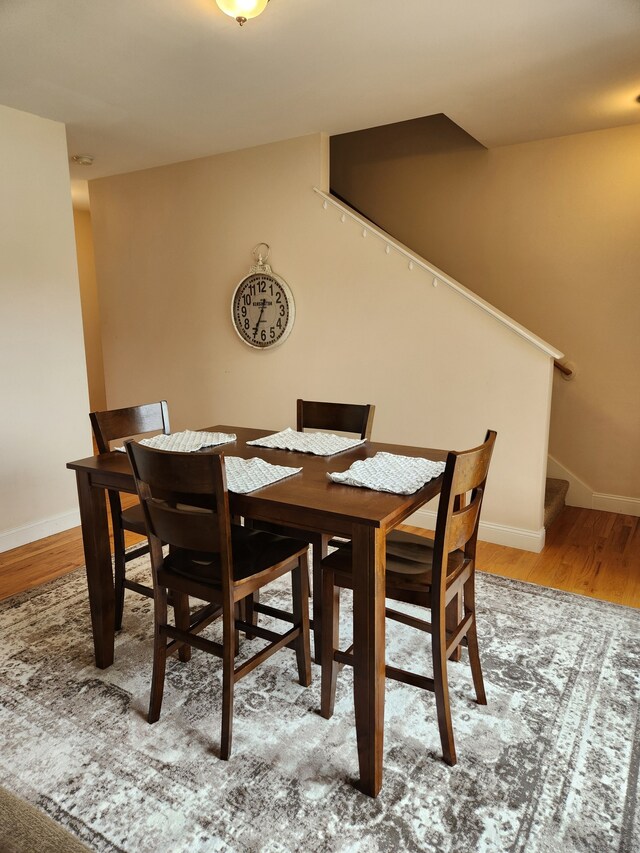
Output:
[231, 273, 295, 349]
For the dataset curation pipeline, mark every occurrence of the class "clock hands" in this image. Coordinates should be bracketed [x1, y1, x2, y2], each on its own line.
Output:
[252, 299, 268, 339]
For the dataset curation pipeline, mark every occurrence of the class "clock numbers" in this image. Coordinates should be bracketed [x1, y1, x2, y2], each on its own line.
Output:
[231, 272, 295, 349]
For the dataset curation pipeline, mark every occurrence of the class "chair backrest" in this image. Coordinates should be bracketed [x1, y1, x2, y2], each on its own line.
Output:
[431, 430, 497, 592]
[296, 399, 374, 440]
[90, 401, 170, 453]
[125, 441, 233, 586]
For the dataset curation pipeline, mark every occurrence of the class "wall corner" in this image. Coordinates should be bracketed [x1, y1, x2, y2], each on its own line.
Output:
[318, 133, 330, 193]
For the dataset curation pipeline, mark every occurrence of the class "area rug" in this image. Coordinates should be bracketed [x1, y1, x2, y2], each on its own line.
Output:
[0, 559, 638, 853]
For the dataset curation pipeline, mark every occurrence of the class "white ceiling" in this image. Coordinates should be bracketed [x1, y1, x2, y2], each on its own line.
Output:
[1, 0, 639, 183]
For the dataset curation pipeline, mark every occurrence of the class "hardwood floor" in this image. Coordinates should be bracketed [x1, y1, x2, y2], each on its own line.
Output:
[488, 506, 640, 607]
[406, 505, 640, 608]
[1, 505, 638, 608]
[0, 493, 144, 602]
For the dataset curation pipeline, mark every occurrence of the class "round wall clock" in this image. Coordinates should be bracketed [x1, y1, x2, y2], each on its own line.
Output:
[231, 244, 295, 349]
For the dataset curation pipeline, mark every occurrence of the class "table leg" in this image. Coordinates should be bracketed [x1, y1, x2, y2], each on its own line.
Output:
[351, 524, 385, 797]
[75, 470, 115, 668]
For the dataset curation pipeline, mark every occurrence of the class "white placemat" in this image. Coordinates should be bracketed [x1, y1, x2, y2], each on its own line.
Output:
[115, 430, 236, 453]
[246, 427, 365, 456]
[328, 452, 446, 495]
[224, 456, 302, 494]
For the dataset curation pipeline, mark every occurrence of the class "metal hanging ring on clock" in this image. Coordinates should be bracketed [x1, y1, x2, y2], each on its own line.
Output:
[251, 243, 270, 265]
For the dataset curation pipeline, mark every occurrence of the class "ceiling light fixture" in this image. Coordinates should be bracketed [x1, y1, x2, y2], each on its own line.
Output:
[216, 0, 269, 26]
[71, 154, 94, 166]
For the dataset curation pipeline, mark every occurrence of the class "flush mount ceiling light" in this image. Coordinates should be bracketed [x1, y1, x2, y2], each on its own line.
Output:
[216, 0, 269, 26]
[71, 154, 94, 166]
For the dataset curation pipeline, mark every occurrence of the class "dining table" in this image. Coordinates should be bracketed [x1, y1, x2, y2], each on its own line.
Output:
[67, 424, 446, 797]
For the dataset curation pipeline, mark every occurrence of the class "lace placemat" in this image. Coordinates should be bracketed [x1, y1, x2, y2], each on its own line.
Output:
[328, 452, 446, 495]
[115, 430, 236, 453]
[246, 427, 365, 456]
[224, 456, 302, 494]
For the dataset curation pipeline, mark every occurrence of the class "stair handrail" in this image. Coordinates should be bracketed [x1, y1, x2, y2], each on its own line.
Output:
[314, 187, 563, 360]
[554, 360, 574, 380]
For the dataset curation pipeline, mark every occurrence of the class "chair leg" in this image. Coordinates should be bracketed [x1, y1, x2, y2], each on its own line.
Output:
[173, 593, 192, 663]
[220, 606, 235, 761]
[244, 590, 259, 640]
[311, 534, 329, 664]
[432, 608, 457, 766]
[292, 554, 312, 687]
[320, 569, 340, 719]
[148, 588, 169, 724]
[464, 576, 487, 705]
[233, 602, 241, 656]
[446, 592, 463, 662]
[113, 533, 126, 632]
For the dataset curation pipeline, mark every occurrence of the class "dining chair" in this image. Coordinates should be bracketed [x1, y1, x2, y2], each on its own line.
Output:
[90, 401, 171, 630]
[320, 429, 497, 766]
[296, 398, 374, 441]
[298, 396, 375, 566]
[249, 399, 375, 663]
[125, 440, 312, 759]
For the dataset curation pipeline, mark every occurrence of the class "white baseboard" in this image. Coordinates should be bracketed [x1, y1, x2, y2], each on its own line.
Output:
[547, 454, 640, 517]
[592, 493, 640, 517]
[406, 508, 546, 553]
[0, 510, 81, 554]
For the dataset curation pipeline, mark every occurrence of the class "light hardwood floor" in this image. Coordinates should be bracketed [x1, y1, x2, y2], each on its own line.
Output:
[478, 506, 640, 607]
[1, 504, 638, 608]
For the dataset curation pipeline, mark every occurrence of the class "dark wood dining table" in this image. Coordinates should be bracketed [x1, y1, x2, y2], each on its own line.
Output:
[67, 424, 446, 797]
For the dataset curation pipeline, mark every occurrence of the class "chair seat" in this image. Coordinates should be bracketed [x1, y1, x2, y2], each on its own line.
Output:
[385, 529, 435, 571]
[163, 526, 307, 587]
[249, 519, 322, 546]
[120, 501, 147, 534]
[323, 529, 465, 590]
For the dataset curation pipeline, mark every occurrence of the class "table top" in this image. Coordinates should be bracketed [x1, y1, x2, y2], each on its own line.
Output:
[68, 425, 447, 536]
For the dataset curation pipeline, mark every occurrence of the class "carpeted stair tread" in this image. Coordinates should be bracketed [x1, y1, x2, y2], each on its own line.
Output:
[544, 477, 569, 528]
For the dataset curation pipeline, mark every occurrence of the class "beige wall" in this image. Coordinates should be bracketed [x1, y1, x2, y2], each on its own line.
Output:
[0, 104, 92, 551]
[331, 119, 640, 502]
[74, 208, 106, 412]
[89, 133, 556, 549]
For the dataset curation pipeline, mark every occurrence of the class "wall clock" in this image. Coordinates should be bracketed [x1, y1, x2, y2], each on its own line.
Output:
[231, 244, 295, 349]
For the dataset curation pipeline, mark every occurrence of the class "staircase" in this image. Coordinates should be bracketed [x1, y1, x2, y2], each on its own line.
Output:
[544, 478, 569, 528]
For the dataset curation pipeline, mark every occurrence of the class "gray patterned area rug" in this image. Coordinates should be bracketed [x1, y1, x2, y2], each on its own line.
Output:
[0, 560, 638, 853]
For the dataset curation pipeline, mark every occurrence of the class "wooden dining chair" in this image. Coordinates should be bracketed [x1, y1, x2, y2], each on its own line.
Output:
[90, 401, 171, 630]
[299, 399, 375, 659]
[320, 429, 496, 766]
[249, 399, 375, 663]
[125, 440, 311, 759]
[296, 399, 374, 441]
